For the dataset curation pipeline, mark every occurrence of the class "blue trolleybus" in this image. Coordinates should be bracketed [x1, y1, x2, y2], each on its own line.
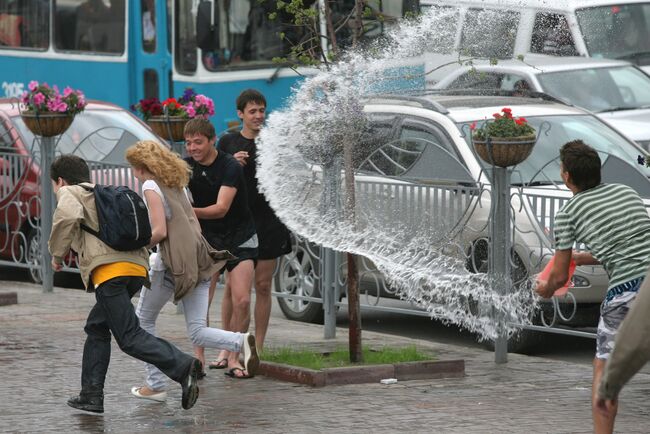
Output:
[0, 1, 419, 132]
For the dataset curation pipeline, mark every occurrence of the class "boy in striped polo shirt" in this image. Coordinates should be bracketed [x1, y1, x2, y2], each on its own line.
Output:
[535, 140, 650, 434]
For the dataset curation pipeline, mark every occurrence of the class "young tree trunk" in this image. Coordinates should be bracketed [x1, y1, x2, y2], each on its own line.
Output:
[343, 135, 362, 363]
[344, 0, 365, 364]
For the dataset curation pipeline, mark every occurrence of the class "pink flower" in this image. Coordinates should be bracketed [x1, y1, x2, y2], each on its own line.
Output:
[184, 104, 196, 118]
[63, 86, 74, 97]
[28, 81, 39, 92]
[33, 92, 45, 106]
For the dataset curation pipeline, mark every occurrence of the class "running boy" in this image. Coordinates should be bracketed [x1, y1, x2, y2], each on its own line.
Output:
[48, 155, 201, 413]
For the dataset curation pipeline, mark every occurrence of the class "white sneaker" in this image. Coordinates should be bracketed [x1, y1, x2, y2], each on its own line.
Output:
[242, 332, 260, 376]
[131, 386, 167, 402]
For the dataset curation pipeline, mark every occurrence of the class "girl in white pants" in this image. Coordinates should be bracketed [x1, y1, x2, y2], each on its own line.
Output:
[126, 140, 259, 402]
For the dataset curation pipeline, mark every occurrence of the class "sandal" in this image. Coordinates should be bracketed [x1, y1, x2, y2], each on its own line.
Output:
[224, 367, 254, 379]
[208, 358, 228, 370]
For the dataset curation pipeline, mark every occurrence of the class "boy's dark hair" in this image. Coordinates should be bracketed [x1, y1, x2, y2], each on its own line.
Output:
[184, 117, 216, 140]
[50, 155, 90, 185]
[236, 89, 266, 112]
[559, 140, 601, 191]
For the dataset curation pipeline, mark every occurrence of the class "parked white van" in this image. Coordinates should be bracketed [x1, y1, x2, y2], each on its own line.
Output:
[420, 0, 650, 80]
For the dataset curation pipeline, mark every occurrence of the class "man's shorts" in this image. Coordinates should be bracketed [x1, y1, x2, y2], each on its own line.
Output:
[256, 216, 292, 260]
[596, 277, 643, 359]
[217, 234, 259, 274]
[220, 245, 258, 273]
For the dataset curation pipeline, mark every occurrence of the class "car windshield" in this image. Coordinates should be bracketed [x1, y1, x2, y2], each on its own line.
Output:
[12, 109, 159, 165]
[459, 114, 650, 185]
[537, 66, 650, 112]
[576, 3, 650, 66]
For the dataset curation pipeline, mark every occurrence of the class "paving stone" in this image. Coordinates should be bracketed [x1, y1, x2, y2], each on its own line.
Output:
[0, 281, 649, 433]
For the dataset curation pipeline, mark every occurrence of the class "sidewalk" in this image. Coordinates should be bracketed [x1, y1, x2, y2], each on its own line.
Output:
[0, 281, 649, 433]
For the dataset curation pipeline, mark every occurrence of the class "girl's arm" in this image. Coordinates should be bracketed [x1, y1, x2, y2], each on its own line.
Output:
[144, 189, 167, 248]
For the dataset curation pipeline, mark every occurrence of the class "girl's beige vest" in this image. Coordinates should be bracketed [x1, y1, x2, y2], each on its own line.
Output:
[158, 184, 234, 303]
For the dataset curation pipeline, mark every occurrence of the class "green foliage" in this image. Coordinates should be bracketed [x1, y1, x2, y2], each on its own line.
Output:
[264, 345, 434, 370]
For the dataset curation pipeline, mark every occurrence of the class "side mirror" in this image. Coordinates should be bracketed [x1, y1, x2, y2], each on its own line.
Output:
[196, 0, 219, 51]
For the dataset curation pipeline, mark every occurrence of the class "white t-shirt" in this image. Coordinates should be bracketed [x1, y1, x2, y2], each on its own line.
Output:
[141, 180, 191, 271]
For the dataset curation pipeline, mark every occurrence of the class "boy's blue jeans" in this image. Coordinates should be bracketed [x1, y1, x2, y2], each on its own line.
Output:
[80, 276, 193, 395]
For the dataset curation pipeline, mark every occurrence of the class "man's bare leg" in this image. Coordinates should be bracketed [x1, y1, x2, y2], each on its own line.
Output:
[226, 260, 254, 372]
[254, 259, 276, 352]
[593, 358, 617, 434]
[201, 272, 232, 368]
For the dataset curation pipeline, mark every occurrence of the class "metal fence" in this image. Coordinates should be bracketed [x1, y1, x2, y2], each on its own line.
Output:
[271, 167, 612, 358]
[3, 130, 642, 359]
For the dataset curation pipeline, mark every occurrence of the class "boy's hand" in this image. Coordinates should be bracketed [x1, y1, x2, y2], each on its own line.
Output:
[51, 258, 63, 272]
[534, 279, 554, 299]
[233, 151, 249, 166]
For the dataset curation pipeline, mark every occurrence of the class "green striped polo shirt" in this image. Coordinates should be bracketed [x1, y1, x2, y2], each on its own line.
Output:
[554, 183, 650, 289]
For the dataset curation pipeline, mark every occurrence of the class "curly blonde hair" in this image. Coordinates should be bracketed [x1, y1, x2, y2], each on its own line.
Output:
[125, 140, 191, 188]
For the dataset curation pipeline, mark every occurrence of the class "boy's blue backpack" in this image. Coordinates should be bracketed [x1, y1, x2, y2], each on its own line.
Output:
[80, 184, 152, 251]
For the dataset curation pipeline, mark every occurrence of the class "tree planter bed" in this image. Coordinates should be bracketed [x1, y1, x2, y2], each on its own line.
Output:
[258, 359, 465, 387]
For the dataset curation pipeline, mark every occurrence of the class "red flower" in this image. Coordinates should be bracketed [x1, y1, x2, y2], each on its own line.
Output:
[470, 122, 477, 131]
[493, 113, 502, 119]
[502, 107, 513, 118]
[515, 118, 525, 126]
[163, 98, 179, 109]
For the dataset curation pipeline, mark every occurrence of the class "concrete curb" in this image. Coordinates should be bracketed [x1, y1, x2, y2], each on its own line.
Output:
[258, 359, 465, 387]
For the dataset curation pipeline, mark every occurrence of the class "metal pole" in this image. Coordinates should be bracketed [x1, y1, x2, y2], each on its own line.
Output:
[490, 166, 512, 363]
[40, 136, 55, 293]
[320, 160, 340, 339]
[323, 247, 336, 338]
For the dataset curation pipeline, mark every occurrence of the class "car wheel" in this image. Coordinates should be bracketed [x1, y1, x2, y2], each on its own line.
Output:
[25, 228, 42, 284]
[274, 243, 324, 324]
[466, 238, 543, 354]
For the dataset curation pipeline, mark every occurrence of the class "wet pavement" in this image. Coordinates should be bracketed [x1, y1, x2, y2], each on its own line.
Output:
[1, 281, 649, 433]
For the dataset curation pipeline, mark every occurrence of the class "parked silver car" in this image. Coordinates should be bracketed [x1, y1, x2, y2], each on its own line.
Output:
[433, 54, 650, 149]
[274, 93, 650, 351]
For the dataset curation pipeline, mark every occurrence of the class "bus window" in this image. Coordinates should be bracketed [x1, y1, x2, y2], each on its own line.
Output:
[531, 13, 577, 56]
[460, 8, 519, 58]
[196, 1, 293, 71]
[0, 1, 49, 50]
[54, 0, 125, 54]
[175, 0, 197, 74]
[193, 0, 413, 72]
[577, 4, 650, 66]
[141, 0, 155, 52]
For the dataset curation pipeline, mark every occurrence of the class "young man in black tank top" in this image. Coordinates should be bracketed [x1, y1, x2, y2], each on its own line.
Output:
[214, 89, 291, 362]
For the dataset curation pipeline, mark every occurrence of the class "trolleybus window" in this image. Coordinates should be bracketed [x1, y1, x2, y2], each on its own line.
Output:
[54, 0, 125, 54]
[0, 1, 49, 50]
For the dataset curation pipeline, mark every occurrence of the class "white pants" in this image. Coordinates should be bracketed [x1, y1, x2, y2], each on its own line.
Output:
[135, 269, 243, 391]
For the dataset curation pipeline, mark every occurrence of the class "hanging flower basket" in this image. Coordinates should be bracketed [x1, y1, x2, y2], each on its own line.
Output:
[20, 111, 74, 137]
[146, 115, 188, 142]
[471, 107, 537, 168]
[473, 135, 536, 168]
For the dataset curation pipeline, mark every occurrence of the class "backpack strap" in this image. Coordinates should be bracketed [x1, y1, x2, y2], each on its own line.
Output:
[78, 183, 100, 237]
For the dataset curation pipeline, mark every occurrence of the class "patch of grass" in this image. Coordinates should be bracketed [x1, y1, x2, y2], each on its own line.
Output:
[263, 345, 434, 370]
